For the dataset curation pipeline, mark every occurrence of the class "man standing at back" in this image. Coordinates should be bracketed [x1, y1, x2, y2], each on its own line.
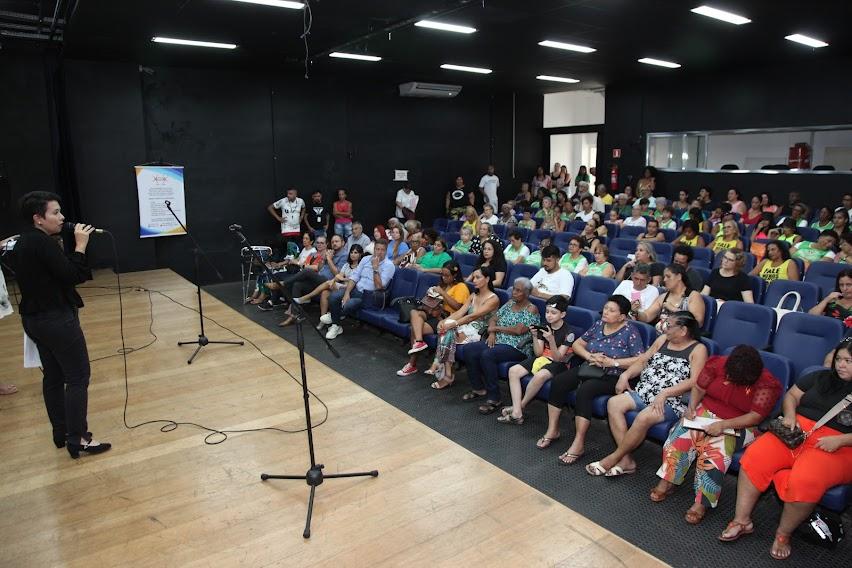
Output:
[479, 165, 500, 208]
[268, 187, 305, 256]
[305, 190, 330, 238]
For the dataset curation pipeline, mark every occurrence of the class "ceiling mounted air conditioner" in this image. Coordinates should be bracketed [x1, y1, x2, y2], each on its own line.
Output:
[399, 82, 462, 98]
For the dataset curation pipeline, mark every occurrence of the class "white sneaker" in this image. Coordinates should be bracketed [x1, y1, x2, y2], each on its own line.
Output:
[325, 324, 343, 339]
[319, 313, 333, 325]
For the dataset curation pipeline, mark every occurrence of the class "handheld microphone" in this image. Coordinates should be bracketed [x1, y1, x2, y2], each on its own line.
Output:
[63, 222, 105, 234]
[165, 200, 171, 207]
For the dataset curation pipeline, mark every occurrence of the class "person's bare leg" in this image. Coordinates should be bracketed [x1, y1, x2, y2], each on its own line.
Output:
[719, 471, 765, 541]
[319, 289, 331, 315]
[505, 365, 526, 418]
[772, 501, 817, 559]
[519, 371, 553, 410]
[410, 310, 426, 343]
[408, 320, 434, 368]
[600, 407, 662, 472]
[538, 403, 562, 447]
[606, 393, 633, 445]
[561, 416, 590, 460]
[0, 383, 17, 395]
[297, 280, 332, 303]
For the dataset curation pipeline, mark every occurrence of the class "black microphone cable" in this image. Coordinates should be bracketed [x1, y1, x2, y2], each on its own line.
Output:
[87, 231, 329, 445]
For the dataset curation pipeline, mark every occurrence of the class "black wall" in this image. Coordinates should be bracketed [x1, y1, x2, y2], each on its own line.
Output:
[601, 56, 852, 206]
[2, 54, 542, 282]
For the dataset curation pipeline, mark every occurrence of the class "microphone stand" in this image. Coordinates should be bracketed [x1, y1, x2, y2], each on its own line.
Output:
[228, 226, 378, 539]
[164, 200, 244, 364]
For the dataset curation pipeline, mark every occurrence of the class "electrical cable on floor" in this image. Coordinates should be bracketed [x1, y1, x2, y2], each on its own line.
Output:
[81, 232, 328, 445]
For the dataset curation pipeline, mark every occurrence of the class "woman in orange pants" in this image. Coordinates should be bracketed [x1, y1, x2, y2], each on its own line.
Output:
[719, 340, 852, 561]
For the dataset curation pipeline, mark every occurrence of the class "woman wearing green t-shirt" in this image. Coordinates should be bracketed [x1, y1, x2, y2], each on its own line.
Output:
[504, 231, 531, 264]
[560, 236, 589, 274]
[811, 207, 835, 232]
[581, 245, 616, 278]
[450, 227, 474, 254]
[414, 238, 452, 273]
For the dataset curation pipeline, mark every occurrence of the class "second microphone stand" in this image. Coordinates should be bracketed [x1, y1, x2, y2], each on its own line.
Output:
[229, 226, 378, 539]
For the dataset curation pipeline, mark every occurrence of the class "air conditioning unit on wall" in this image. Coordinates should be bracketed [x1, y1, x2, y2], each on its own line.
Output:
[399, 82, 462, 98]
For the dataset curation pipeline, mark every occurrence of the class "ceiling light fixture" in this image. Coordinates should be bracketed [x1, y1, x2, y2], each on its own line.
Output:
[538, 40, 596, 53]
[440, 64, 492, 74]
[226, 0, 304, 8]
[690, 5, 751, 25]
[414, 20, 476, 34]
[536, 75, 579, 84]
[152, 37, 237, 49]
[785, 33, 828, 48]
[329, 52, 382, 62]
[638, 57, 681, 68]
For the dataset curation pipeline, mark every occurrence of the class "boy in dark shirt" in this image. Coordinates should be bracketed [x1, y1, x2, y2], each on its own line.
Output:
[306, 191, 330, 237]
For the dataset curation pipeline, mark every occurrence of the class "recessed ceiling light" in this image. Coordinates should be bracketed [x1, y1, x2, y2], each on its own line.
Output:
[690, 5, 751, 25]
[638, 57, 681, 68]
[414, 20, 476, 34]
[785, 34, 828, 48]
[538, 40, 596, 53]
[226, 0, 304, 8]
[152, 37, 237, 49]
[536, 75, 580, 84]
[440, 64, 492, 74]
[329, 52, 382, 62]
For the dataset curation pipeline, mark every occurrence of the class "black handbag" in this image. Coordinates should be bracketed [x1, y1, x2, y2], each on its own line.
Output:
[766, 418, 807, 449]
[394, 297, 420, 323]
[577, 361, 606, 380]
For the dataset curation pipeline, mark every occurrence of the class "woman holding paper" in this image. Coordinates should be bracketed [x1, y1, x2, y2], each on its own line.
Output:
[650, 346, 781, 525]
[719, 341, 852, 560]
[12, 191, 111, 458]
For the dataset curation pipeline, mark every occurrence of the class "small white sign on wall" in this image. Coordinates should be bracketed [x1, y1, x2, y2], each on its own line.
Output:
[394, 169, 409, 181]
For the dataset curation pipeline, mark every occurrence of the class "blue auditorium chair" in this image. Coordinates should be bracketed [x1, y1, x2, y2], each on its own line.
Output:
[651, 242, 673, 264]
[661, 228, 677, 242]
[619, 225, 644, 239]
[690, 246, 714, 268]
[762, 280, 820, 312]
[804, 262, 846, 298]
[609, 255, 628, 272]
[492, 224, 507, 238]
[747, 275, 766, 304]
[712, 251, 756, 273]
[604, 222, 620, 239]
[711, 302, 776, 351]
[514, 227, 530, 241]
[797, 226, 819, 242]
[573, 275, 617, 313]
[455, 253, 478, 276]
[447, 220, 463, 232]
[358, 268, 419, 332]
[699, 294, 716, 334]
[772, 312, 844, 376]
[552, 232, 578, 251]
[691, 265, 710, 287]
[631, 321, 658, 349]
[528, 229, 553, 247]
[569, 220, 587, 233]
[609, 238, 637, 258]
[368, 273, 439, 338]
[441, 231, 460, 247]
[432, 218, 449, 232]
[503, 263, 539, 289]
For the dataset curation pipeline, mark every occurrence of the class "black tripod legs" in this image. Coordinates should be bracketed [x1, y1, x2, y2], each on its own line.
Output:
[177, 335, 245, 364]
[261, 464, 379, 538]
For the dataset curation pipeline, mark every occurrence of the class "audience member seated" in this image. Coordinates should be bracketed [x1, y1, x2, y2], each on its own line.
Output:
[499, 203, 518, 228]
[578, 219, 604, 253]
[701, 248, 754, 304]
[673, 190, 690, 211]
[411, 237, 451, 273]
[535, 195, 555, 220]
[615, 241, 664, 286]
[658, 206, 677, 231]
[637, 167, 656, 201]
[261, 232, 321, 309]
[517, 210, 536, 230]
[397, 261, 469, 377]
[697, 186, 714, 210]
[709, 220, 744, 253]
[585, 311, 708, 476]
[397, 231, 423, 268]
[750, 212, 775, 241]
[293, 243, 362, 320]
[540, 203, 561, 231]
[428, 266, 501, 389]
[790, 230, 838, 266]
[637, 264, 706, 332]
[467, 240, 507, 287]
[637, 218, 665, 242]
[461, 278, 540, 414]
[321, 239, 395, 340]
[727, 188, 747, 216]
[504, 231, 530, 265]
[672, 220, 706, 248]
[671, 245, 705, 292]
[461, 206, 480, 235]
[836, 232, 852, 264]
[387, 226, 410, 265]
[345, 221, 371, 254]
[559, 236, 589, 274]
[776, 202, 809, 228]
[742, 196, 764, 226]
[720, 342, 852, 560]
[760, 192, 778, 216]
[776, 218, 802, 246]
[750, 240, 800, 284]
[651, 346, 782, 525]
[363, 225, 385, 255]
[615, 193, 633, 218]
[498, 295, 572, 424]
[532, 165, 552, 192]
[581, 245, 616, 278]
[808, 268, 852, 325]
[623, 205, 647, 229]
[574, 195, 595, 223]
[832, 208, 849, 235]
[523, 237, 551, 267]
[530, 245, 575, 301]
[469, 222, 501, 256]
[614, 263, 660, 316]
[479, 203, 499, 226]
[539, 296, 644, 462]
[608, 208, 624, 227]
[451, 227, 474, 254]
[811, 206, 835, 232]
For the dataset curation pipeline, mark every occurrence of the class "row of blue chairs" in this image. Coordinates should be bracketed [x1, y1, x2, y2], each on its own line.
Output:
[346, 268, 848, 512]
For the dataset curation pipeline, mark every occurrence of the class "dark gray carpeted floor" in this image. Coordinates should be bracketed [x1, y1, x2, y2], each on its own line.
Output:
[206, 281, 847, 568]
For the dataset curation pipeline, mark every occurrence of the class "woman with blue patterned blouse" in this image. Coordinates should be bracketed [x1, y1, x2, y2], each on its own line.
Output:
[461, 278, 540, 414]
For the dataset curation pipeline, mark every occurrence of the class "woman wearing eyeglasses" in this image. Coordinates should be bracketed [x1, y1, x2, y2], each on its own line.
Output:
[719, 341, 852, 560]
[701, 248, 754, 305]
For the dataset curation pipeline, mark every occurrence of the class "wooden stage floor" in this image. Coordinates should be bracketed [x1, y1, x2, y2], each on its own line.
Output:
[0, 269, 666, 567]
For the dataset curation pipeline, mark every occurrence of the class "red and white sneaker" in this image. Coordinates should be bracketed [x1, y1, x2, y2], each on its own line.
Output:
[396, 363, 418, 377]
[408, 341, 428, 355]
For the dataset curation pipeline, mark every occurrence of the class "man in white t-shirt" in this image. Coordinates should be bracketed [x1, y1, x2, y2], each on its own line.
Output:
[530, 245, 574, 301]
[613, 264, 659, 317]
[268, 187, 305, 254]
[479, 164, 500, 207]
[395, 183, 419, 220]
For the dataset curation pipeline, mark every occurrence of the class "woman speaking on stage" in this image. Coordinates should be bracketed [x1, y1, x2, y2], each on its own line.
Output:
[14, 191, 111, 459]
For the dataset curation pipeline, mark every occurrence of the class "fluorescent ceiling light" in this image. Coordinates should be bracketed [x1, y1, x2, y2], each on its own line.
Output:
[690, 5, 751, 25]
[536, 75, 579, 84]
[226, 0, 304, 8]
[152, 37, 237, 49]
[329, 52, 381, 62]
[440, 63, 492, 74]
[785, 34, 828, 48]
[638, 57, 681, 68]
[538, 40, 596, 53]
[414, 20, 476, 34]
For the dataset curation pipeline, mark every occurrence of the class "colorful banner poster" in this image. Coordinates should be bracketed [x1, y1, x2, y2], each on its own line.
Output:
[135, 165, 187, 238]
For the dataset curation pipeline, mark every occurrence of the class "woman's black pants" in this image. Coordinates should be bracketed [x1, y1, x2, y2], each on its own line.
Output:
[22, 307, 91, 444]
[547, 366, 618, 420]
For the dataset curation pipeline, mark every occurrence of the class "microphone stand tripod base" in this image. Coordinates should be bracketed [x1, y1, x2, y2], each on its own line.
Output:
[177, 334, 245, 365]
[261, 464, 379, 538]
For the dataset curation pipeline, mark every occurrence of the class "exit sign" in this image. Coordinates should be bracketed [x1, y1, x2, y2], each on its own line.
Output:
[612, 148, 622, 158]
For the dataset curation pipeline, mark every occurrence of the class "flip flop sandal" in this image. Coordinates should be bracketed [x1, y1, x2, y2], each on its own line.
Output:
[557, 451, 584, 465]
[496, 414, 524, 425]
[770, 533, 792, 560]
[477, 400, 502, 415]
[536, 435, 560, 449]
[718, 520, 754, 542]
[462, 390, 485, 401]
[500, 406, 514, 416]
[685, 507, 706, 525]
[605, 465, 637, 477]
[430, 378, 454, 390]
[650, 486, 676, 502]
[585, 461, 608, 476]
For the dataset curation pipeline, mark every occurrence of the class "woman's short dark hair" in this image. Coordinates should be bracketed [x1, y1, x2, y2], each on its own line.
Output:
[681, 220, 699, 234]
[767, 240, 791, 261]
[834, 268, 852, 293]
[725, 345, 764, 385]
[670, 310, 700, 340]
[607, 294, 632, 316]
[688, 207, 704, 222]
[568, 236, 584, 248]
[477, 264, 497, 291]
[18, 191, 61, 224]
[442, 260, 464, 283]
[433, 237, 447, 251]
[509, 230, 523, 241]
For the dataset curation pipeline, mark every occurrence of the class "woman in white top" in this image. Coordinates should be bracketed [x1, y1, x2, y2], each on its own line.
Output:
[479, 204, 499, 226]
